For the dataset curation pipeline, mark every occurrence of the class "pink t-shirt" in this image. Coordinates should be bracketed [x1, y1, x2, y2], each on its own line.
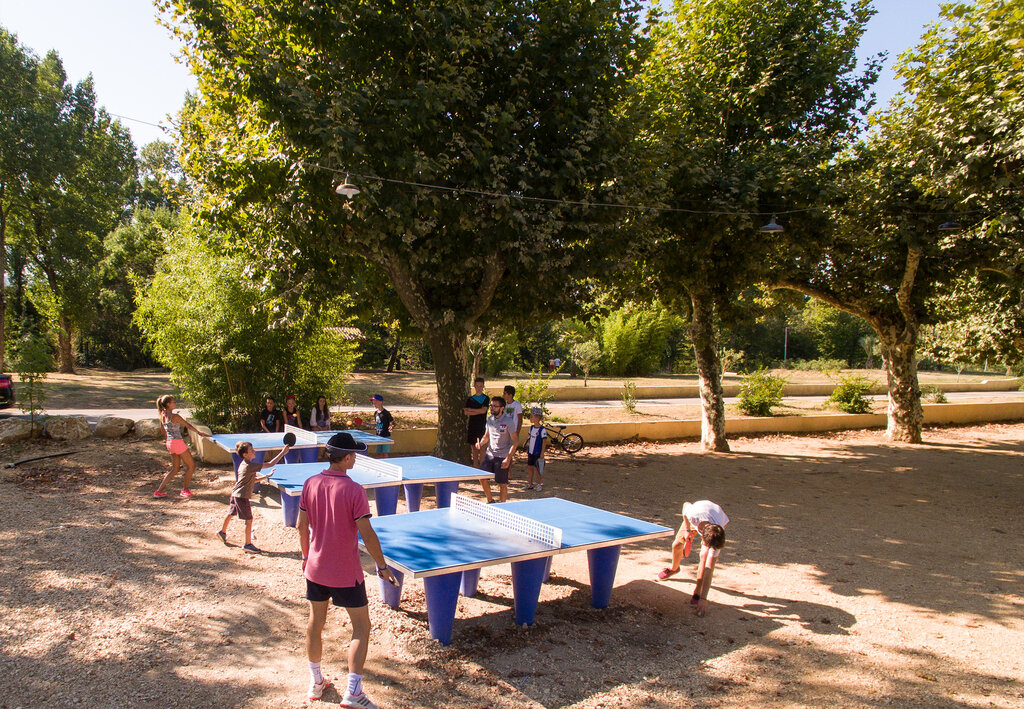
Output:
[299, 469, 372, 588]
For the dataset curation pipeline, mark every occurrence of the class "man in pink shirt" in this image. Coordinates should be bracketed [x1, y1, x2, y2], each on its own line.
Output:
[298, 432, 396, 708]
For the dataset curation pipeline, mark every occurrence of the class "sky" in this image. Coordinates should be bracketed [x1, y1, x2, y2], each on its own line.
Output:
[0, 1, 946, 153]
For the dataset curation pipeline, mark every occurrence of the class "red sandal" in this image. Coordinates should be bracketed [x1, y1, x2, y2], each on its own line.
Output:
[657, 567, 679, 581]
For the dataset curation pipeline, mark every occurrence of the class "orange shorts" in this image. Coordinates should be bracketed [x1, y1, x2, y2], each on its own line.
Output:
[165, 438, 188, 455]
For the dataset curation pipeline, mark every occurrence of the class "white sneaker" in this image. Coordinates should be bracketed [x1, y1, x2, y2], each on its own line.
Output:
[341, 691, 379, 709]
[535, 484, 542, 492]
[308, 678, 332, 701]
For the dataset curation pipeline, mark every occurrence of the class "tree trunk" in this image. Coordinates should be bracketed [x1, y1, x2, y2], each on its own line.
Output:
[427, 327, 471, 464]
[690, 292, 729, 452]
[880, 334, 922, 443]
[0, 195, 7, 372]
[470, 349, 482, 383]
[386, 333, 401, 372]
[56, 316, 75, 374]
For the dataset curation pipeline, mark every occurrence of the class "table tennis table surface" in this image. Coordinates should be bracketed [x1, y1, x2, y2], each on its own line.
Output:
[266, 455, 490, 494]
[210, 428, 393, 451]
[367, 497, 671, 578]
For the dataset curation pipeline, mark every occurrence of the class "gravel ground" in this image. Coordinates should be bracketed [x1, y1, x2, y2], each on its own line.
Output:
[1, 424, 1023, 708]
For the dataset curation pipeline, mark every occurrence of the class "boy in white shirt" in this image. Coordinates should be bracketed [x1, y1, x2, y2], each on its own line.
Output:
[657, 500, 729, 616]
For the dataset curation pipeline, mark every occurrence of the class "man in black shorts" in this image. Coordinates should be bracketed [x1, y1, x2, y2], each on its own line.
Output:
[297, 432, 396, 707]
[474, 396, 518, 503]
[463, 376, 490, 467]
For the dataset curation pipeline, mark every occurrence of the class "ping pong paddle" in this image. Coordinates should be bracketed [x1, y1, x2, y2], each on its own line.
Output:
[283, 431, 297, 446]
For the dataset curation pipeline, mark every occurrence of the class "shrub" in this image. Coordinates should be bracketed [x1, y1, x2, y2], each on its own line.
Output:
[622, 380, 637, 413]
[788, 358, 847, 373]
[570, 339, 602, 387]
[737, 369, 786, 416]
[828, 375, 876, 414]
[134, 217, 355, 427]
[515, 365, 561, 418]
[719, 347, 744, 374]
[597, 303, 675, 376]
[921, 384, 947, 403]
[12, 334, 53, 435]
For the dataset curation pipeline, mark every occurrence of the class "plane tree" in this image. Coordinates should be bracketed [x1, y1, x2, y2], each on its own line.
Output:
[164, 0, 646, 459]
[774, 0, 1024, 442]
[626, 0, 878, 450]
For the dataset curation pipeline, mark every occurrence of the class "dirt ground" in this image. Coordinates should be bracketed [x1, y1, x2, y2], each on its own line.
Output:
[1, 424, 1023, 709]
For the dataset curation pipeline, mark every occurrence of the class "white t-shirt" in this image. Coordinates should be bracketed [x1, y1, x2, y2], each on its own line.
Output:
[683, 500, 729, 558]
[506, 400, 523, 429]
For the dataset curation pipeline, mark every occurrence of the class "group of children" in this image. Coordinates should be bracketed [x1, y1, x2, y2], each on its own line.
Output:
[151, 390, 729, 706]
[259, 394, 334, 433]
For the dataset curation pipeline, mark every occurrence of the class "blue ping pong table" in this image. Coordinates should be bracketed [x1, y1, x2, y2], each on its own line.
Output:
[264, 455, 494, 526]
[210, 427, 394, 473]
[365, 495, 672, 645]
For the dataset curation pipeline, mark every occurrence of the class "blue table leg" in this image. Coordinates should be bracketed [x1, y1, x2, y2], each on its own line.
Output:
[300, 447, 319, 463]
[587, 545, 621, 609]
[284, 447, 302, 464]
[378, 568, 405, 609]
[375, 486, 400, 517]
[280, 493, 300, 527]
[510, 556, 549, 627]
[435, 480, 459, 508]
[543, 556, 552, 583]
[460, 568, 480, 597]
[423, 572, 463, 645]
[403, 483, 423, 512]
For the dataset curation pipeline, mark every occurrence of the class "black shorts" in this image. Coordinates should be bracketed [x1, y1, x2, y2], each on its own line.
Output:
[306, 579, 368, 608]
[467, 427, 485, 445]
[481, 454, 510, 485]
[227, 496, 253, 521]
[527, 454, 544, 469]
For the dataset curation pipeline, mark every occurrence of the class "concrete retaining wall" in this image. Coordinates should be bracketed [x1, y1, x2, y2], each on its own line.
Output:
[545, 378, 1021, 401]
[385, 400, 1024, 454]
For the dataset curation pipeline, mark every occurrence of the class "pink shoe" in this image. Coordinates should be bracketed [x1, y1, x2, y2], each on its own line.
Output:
[657, 567, 679, 581]
[179, 489, 195, 498]
[153, 490, 167, 498]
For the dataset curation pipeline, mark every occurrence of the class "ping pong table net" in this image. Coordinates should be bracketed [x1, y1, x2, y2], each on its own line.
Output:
[451, 493, 563, 549]
[352, 454, 403, 481]
[284, 424, 318, 445]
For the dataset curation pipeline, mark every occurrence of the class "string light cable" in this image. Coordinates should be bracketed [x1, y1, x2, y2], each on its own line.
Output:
[305, 161, 979, 221]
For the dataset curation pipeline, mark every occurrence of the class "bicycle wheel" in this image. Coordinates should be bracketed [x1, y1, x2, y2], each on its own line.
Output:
[560, 433, 584, 454]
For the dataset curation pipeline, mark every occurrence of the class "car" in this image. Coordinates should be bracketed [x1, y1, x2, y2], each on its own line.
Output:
[0, 374, 15, 408]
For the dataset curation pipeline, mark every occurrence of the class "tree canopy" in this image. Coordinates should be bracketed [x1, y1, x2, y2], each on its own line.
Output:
[164, 0, 648, 458]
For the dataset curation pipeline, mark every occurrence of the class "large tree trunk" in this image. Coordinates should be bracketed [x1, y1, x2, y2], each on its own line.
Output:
[880, 333, 922, 443]
[690, 291, 729, 452]
[427, 327, 471, 463]
[56, 316, 75, 374]
[376, 250, 503, 465]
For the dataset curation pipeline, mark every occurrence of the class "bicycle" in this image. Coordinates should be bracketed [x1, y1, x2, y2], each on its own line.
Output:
[543, 424, 585, 454]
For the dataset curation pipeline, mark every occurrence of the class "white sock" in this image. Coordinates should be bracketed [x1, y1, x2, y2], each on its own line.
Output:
[309, 661, 323, 684]
[347, 672, 363, 696]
